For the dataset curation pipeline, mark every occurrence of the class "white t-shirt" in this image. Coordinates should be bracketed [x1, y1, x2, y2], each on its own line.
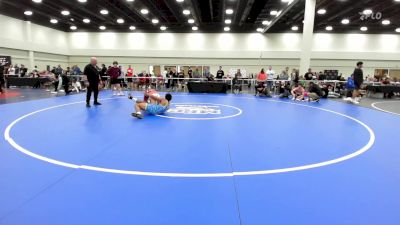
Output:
[266, 69, 275, 80]
[8, 67, 15, 75]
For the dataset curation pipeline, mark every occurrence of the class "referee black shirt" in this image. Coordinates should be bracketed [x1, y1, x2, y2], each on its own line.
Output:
[84, 64, 100, 84]
[353, 68, 363, 84]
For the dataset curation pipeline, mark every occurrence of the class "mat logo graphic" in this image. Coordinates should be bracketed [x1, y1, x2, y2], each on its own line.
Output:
[168, 104, 221, 115]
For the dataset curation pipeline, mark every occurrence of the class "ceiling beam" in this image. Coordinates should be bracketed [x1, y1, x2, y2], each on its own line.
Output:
[263, 0, 303, 33]
[239, 0, 254, 26]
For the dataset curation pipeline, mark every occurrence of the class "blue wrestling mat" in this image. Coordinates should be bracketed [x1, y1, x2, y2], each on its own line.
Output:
[0, 91, 400, 225]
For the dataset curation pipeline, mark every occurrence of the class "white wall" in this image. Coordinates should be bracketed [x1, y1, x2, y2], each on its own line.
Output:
[0, 14, 399, 76]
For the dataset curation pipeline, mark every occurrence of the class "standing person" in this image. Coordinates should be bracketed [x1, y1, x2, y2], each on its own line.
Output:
[304, 68, 313, 80]
[216, 66, 224, 79]
[266, 66, 275, 93]
[0, 63, 5, 94]
[351, 61, 364, 104]
[108, 61, 123, 96]
[127, 65, 134, 91]
[20, 65, 28, 77]
[290, 68, 299, 87]
[188, 67, 193, 78]
[100, 64, 108, 89]
[84, 57, 102, 107]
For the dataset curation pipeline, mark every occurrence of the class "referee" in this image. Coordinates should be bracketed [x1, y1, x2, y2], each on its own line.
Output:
[84, 57, 102, 107]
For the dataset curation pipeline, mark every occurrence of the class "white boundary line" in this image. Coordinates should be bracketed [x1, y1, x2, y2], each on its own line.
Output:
[371, 101, 400, 116]
[3, 95, 375, 177]
[155, 102, 242, 120]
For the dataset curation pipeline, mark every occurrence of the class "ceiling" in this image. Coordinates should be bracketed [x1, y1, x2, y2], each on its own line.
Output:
[0, 0, 399, 33]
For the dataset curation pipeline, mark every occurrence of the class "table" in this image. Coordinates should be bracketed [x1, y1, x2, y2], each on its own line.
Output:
[366, 85, 400, 94]
[187, 81, 228, 93]
[6, 77, 51, 87]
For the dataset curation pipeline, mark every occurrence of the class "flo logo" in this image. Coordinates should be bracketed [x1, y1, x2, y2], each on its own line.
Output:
[168, 104, 221, 115]
[157, 103, 242, 120]
[359, 11, 382, 21]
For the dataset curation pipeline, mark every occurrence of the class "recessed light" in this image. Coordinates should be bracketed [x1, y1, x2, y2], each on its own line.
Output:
[117, 18, 125, 24]
[160, 26, 167, 30]
[78, 0, 87, 2]
[50, 19, 58, 24]
[262, 20, 271, 25]
[192, 26, 198, 31]
[129, 26, 136, 30]
[176, 0, 184, 2]
[224, 27, 230, 31]
[270, 10, 278, 15]
[126, 0, 134, 2]
[188, 19, 195, 24]
[70, 18, 74, 21]
[382, 20, 390, 25]
[360, 26, 368, 31]
[291, 26, 299, 31]
[325, 26, 333, 31]
[396, 28, 400, 33]
[32, 0, 42, 3]
[317, 9, 326, 14]
[24, 10, 33, 16]
[99, 26, 106, 30]
[61, 10, 70, 16]
[225, 19, 231, 24]
[83, 18, 90, 23]
[70, 25, 77, 30]
[152, 19, 159, 24]
[100, 9, 109, 15]
[341, 19, 350, 24]
[226, 9, 233, 14]
[141, 9, 149, 14]
[256, 28, 263, 32]
[363, 9, 372, 15]
[183, 9, 190, 15]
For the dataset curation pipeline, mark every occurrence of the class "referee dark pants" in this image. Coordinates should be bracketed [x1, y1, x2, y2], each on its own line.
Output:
[86, 82, 99, 104]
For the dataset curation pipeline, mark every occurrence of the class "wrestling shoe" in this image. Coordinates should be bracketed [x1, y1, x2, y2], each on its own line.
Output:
[94, 102, 102, 106]
[131, 113, 144, 119]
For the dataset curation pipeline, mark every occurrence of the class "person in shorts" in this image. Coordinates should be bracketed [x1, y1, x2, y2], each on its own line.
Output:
[352, 61, 364, 104]
[108, 61, 123, 96]
[130, 90, 172, 119]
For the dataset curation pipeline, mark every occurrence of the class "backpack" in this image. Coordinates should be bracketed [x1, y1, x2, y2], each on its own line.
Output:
[346, 77, 355, 89]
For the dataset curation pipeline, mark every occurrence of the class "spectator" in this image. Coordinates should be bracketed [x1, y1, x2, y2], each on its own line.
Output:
[100, 64, 108, 89]
[290, 69, 299, 86]
[0, 63, 5, 93]
[278, 82, 291, 98]
[193, 68, 201, 78]
[188, 67, 193, 78]
[216, 66, 224, 79]
[304, 68, 313, 80]
[126, 65, 134, 91]
[266, 66, 275, 92]
[20, 65, 28, 77]
[279, 70, 289, 80]
[233, 69, 242, 94]
[8, 65, 15, 75]
[108, 61, 124, 96]
[255, 68, 267, 96]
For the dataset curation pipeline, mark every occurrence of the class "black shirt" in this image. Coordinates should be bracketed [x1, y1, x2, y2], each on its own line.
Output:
[84, 64, 100, 83]
[216, 70, 224, 79]
[309, 84, 323, 97]
[304, 72, 313, 80]
[353, 68, 363, 83]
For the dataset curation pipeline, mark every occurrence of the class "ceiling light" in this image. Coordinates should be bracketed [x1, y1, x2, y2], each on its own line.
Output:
[360, 26, 368, 31]
[226, 9, 233, 14]
[50, 19, 58, 24]
[100, 9, 109, 15]
[78, 0, 87, 2]
[192, 26, 198, 31]
[382, 20, 390, 25]
[183, 9, 190, 15]
[256, 28, 263, 32]
[152, 19, 159, 24]
[126, 0, 134, 2]
[396, 28, 400, 33]
[188, 19, 195, 24]
[395, 0, 400, 2]
[363, 9, 372, 15]
[141, 9, 149, 14]
[262, 20, 271, 25]
[325, 26, 333, 31]
[70, 26, 77, 30]
[32, 0, 42, 3]
[176, 0, 184, 2]
[117, 18, 125, 24]
[291, 26, 299, 31]
[276, 10, 282, 17]
[317, 9, 326, 14]
[341, 19, 350, 24]
[70, 18, 75, 21]
[224, 27, 230, 31]
[61, 10, 70, 16]
[129, 26, 136, 30]
[225, 19, 231, 24]
[83, 18, 90, 23]
[160, 26, 167, 30]
[270, 10, 278, 15]
[24, 11, 33, 16]
[99, 26, 106, 30]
